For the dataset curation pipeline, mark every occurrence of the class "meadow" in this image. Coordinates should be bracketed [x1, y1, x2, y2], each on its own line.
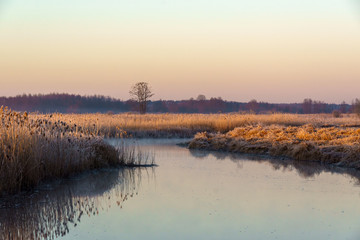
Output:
[31, 112, 360, 138]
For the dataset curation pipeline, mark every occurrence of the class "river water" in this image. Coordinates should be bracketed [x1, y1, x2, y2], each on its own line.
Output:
[1, 139, 360, 240]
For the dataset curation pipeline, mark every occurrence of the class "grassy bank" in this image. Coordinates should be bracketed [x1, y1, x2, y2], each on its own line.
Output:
[188, 124, 360, 169]
[31, 113, 360, 138]
[0, 107, 154, 195]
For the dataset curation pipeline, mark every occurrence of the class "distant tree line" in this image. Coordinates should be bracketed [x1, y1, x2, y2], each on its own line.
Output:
[0, 93, 358, 114]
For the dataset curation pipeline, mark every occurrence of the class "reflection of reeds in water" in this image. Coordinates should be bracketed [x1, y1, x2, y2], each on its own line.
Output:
[0, 167, 154, 240]
[188, 149, 360, 184]
[116, 141, 156, 167]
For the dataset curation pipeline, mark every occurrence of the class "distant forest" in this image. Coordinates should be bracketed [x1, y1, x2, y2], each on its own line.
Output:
[0, 93, 354, 114]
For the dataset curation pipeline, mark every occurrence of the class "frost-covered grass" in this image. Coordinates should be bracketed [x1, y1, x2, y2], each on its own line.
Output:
[32, 113, 360, 138]
[0, 107, 154, 195]
[189, 124, 360, 169]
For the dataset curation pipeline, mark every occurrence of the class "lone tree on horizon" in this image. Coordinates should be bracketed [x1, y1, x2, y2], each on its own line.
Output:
[353, 98, 360, 117]
[196, 94, 206, 101]
[129, 82, 154, 114]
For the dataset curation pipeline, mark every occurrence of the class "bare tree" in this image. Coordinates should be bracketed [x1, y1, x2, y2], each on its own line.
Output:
[129, 82, 154, 114]
[353, 98, 360, 117]
[302, 98, 313, 114]
[340, 101, 348, 113]
[196, 94, 206, 101]
[247, 99, 259, 113]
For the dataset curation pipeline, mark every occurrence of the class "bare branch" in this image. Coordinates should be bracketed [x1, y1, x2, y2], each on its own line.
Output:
[129, 82, 154, 114]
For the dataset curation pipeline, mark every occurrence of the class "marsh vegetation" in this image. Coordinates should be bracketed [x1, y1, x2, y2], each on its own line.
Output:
[2, 108, 360, 194]
[1, 138, 360, 239]
[189, 124, 360, 169]
[0, 107, 155, 195]
[31, 112, 360, 138]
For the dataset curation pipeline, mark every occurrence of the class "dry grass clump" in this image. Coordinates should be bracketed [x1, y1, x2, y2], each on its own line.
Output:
[0, 106, 154, 195]
[31, 113, 360, 138]
[189, 124, 360, 169]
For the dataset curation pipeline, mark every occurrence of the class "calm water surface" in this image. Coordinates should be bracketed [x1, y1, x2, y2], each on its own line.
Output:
[1, 139, 360, 240]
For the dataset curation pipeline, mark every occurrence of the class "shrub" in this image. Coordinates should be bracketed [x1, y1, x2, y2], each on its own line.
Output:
[353, 99, 360, 117]
[332, 110, 341, 118]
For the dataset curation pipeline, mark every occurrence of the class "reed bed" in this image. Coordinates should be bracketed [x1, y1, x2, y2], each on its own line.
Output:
[189, 124, 360, 169]
[0, 107, 154, 195]
[30, 113, 360, 138]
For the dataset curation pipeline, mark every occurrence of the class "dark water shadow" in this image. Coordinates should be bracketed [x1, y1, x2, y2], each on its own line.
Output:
[189, 149, 360, 184]
[0, 167, 155, 240]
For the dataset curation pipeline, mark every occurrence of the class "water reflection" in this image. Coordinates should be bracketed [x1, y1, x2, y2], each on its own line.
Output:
[189, 149, 360, 184]
[0, 168, 153, 240]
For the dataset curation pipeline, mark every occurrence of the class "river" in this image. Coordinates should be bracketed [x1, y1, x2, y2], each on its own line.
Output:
[1, 139, 360, 240]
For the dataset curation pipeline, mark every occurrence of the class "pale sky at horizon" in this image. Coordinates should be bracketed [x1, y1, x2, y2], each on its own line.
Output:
[1, 0, 360, 103]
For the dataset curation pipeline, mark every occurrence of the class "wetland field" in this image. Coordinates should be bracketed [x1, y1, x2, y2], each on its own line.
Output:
[1, 110, 360, 239]
[2, 0, 359, 239]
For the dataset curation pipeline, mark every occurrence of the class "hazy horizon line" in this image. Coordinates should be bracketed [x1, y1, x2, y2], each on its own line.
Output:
[0, 92, 356, 105]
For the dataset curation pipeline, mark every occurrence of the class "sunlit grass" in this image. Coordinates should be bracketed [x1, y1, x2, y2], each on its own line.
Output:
[0, 107, 154, 195]
[3, 109, 360, 194]
[189, 124, 360, 169]
[31, 112, 360, 138]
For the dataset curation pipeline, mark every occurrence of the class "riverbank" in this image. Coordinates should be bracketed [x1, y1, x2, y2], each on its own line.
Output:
[188, 124, 360, 169]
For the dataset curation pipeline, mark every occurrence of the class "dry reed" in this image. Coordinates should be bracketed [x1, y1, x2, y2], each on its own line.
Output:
[0, 106, 154, 195]
[30, 113, 360, 138]
[189, 124, 360, 169]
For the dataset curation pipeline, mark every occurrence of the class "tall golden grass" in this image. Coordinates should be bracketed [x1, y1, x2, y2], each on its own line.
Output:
[3, 109, 360, 193]
[0, 107, 154, 195]
[31, 113, 360, 138]
[189, 124, 360, 169]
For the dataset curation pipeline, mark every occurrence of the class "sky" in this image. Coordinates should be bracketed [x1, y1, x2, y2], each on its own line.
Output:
[0, 0, 360, 103]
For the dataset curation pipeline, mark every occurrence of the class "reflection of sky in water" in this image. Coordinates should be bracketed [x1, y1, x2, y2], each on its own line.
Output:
[0, 168, 144, 239]
[1, 139, 360, 239]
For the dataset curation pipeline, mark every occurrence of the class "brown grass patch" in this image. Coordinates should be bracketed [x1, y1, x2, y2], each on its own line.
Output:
[189, 124, 360, 169]
[29, 112, 360, 138]
[0, 107, 154, 195]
